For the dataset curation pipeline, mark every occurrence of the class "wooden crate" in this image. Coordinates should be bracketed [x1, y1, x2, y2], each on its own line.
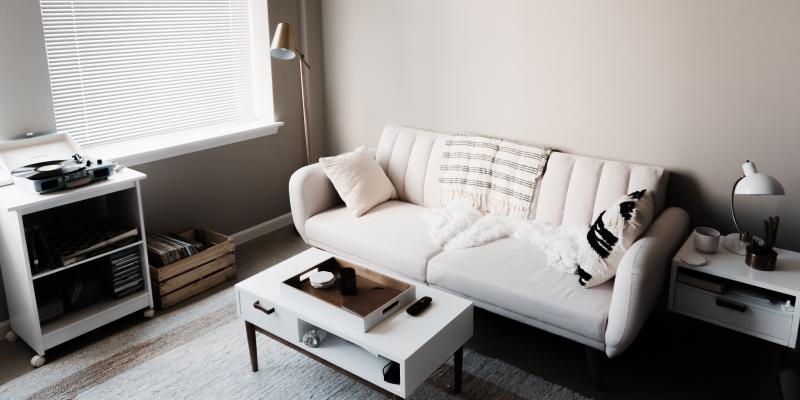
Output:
[149, 228, 236, 309]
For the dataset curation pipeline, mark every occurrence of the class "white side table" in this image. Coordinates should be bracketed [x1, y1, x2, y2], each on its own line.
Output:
[668, 236, 800, 348]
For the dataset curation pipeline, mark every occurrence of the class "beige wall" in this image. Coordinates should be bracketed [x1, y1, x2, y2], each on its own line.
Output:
[321, 0, 800, 250]
[0, 0, 325, 322]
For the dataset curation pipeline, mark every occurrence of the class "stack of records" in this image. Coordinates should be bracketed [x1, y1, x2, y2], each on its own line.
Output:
[46, 219, 139, 266]
[106, 247, 144, 298]
[147, 233, 204, 267]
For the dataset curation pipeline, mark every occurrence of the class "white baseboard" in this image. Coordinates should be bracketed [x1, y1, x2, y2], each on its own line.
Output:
[0, 319, 9, 338]
[230, 212, 293, 245]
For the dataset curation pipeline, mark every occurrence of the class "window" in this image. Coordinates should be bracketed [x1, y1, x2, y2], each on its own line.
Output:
[39, 0, 273, 149]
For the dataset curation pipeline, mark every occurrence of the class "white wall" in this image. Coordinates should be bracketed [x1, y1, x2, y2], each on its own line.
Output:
[321, 0, 800, 250]
[0, 0, 56, 139]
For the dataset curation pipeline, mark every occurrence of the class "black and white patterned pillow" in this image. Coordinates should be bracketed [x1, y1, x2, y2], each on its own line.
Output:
[577, 189, 654, 288]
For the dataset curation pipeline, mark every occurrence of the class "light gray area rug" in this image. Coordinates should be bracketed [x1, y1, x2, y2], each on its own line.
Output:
[0, 288, 589, 399]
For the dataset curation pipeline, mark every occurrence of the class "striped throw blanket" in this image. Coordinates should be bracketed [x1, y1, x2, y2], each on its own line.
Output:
[438, 133, 551, 218]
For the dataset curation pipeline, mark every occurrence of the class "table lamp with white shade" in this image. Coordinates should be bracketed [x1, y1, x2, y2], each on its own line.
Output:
[723, 160, 786, 255]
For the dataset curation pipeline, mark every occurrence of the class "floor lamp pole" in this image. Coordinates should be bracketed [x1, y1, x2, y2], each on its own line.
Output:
[298, 54, 311, 165]
[269, 22, 312, 165]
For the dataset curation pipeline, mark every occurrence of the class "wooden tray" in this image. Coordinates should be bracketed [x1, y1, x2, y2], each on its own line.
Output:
[280, 256, 415, 332]
[149, 228, 236, 309]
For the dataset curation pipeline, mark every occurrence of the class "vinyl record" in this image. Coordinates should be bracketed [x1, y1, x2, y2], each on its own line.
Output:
[12, 159, 84, 180]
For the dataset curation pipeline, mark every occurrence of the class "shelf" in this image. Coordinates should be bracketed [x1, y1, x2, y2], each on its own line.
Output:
[301, 332, 400, 394]
[32, 240, 142, 280]
[0, 168, 146, 214]
[42, 291, 150, 349]
[673, 239, 800, 296]
[676, 282, 793, 316]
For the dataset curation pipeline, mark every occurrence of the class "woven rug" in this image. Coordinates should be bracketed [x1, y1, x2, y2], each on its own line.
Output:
[0, 287, 589, 400]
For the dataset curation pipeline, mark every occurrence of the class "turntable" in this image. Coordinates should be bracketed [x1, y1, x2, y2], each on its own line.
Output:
[0, 133, 117, 194]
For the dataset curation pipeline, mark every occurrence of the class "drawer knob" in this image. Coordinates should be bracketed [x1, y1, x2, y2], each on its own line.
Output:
[715, 298, 747, 313]
[253, 301, 275, 315]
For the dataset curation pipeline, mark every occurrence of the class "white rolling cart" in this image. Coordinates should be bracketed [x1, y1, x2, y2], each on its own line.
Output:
[0, 166, 155, 367]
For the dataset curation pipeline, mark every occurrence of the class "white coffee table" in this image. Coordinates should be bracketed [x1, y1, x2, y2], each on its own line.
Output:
[235, 248, 474, 399]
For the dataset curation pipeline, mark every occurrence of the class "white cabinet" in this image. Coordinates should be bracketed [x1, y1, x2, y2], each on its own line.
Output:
[669, 238, 800, 348]
[0, 168, 154, 365]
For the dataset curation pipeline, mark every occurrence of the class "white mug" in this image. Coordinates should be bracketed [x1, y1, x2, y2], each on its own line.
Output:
[693, 227, 721, 254]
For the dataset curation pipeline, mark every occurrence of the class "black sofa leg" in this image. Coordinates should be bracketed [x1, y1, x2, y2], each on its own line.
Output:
[585, 346, 605, 391]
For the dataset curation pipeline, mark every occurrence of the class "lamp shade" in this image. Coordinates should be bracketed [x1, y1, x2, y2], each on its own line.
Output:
[270, 22, 296, 60]
[734, 161, 785, 196]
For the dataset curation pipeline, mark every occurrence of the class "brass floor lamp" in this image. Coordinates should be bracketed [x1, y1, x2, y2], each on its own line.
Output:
[270, 22, 312, 165]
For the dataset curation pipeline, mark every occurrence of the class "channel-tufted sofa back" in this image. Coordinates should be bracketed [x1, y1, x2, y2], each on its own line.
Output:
[375, 125, 668, 226]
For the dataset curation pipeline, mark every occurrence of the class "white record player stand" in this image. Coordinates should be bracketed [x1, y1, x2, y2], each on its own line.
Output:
[0, 167, 154, 367]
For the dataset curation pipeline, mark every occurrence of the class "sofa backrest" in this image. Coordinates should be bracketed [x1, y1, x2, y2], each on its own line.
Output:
[375, 125, 668, 226]
[533, 152, 668, 225]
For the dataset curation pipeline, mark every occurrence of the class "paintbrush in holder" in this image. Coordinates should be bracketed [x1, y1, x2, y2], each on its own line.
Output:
[745, 216, 780, 271]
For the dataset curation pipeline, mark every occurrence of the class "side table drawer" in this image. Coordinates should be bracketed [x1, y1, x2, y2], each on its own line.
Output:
[674, 284, 793, 342]
[238, 289, 298, 339]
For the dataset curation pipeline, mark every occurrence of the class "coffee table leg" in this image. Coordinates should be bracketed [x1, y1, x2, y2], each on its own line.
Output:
[246, 321, 258, 372]
[454, 346, 463, 393]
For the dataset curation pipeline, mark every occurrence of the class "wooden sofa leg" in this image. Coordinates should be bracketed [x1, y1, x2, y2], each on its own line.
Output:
[585, 346, 605, 391]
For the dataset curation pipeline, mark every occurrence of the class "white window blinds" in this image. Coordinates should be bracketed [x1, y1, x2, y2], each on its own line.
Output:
[40, 0, 259, 147]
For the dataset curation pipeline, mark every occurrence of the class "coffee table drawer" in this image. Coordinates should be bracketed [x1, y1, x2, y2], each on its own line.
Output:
[238, 289, 298, 339]
[674, 284, 793, 342]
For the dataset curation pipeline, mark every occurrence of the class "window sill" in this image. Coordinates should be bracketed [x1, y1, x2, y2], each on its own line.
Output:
[88, 120, 284, 167]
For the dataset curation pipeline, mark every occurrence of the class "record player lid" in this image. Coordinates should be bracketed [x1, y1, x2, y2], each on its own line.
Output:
[0, 132, 85, 172]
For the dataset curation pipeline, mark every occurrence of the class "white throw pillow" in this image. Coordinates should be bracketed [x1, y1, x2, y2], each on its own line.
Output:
[577, 189, 655, 288]
[319, 147, 397, 217]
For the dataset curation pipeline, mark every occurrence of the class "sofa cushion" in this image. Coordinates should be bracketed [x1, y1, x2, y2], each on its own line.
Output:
[427, 238, 613, 342]
[304, 200, 441, 282]
[319, 147, 397, 217]
[373, 125, 668, 224]
[534, 152, 668, 227]
[375, 125, 444, 207]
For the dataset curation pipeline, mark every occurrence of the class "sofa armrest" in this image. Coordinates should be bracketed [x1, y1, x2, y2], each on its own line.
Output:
[604, 207, 690, 357]
[288, 163, 341, 240]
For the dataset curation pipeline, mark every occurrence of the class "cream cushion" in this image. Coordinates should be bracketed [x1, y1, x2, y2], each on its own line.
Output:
[427, 237, 614, 343]
[319, 148, 397, 217]
[304, 201, 441, 282]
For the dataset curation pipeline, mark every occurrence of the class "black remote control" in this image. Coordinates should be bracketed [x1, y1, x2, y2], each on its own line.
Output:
[406, 296, 432, 316]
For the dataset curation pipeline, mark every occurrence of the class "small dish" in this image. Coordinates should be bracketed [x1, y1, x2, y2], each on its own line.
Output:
[309, 271, 335, 289]
[311, 280, 336, 289]
[680, 254, 707, 267]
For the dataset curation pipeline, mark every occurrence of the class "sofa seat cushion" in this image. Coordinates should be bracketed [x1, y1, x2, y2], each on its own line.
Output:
[427, 238, 613, 342]
[304, 200, 441, 282]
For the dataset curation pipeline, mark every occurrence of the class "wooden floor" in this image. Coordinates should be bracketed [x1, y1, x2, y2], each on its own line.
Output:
[1, 225, 796, 399]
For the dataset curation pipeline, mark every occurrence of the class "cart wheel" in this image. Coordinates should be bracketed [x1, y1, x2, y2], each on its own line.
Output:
[5, 331, 18, 342]
[31, 355, 46, 368]
[143, 308, 155, 319]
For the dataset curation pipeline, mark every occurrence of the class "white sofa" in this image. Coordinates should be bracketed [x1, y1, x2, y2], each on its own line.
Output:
[289, 125, 689, 359]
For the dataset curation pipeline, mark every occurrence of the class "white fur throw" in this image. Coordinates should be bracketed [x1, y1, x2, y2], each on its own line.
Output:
[438, 133, 551, 218]
[425, 201, 586, 274]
